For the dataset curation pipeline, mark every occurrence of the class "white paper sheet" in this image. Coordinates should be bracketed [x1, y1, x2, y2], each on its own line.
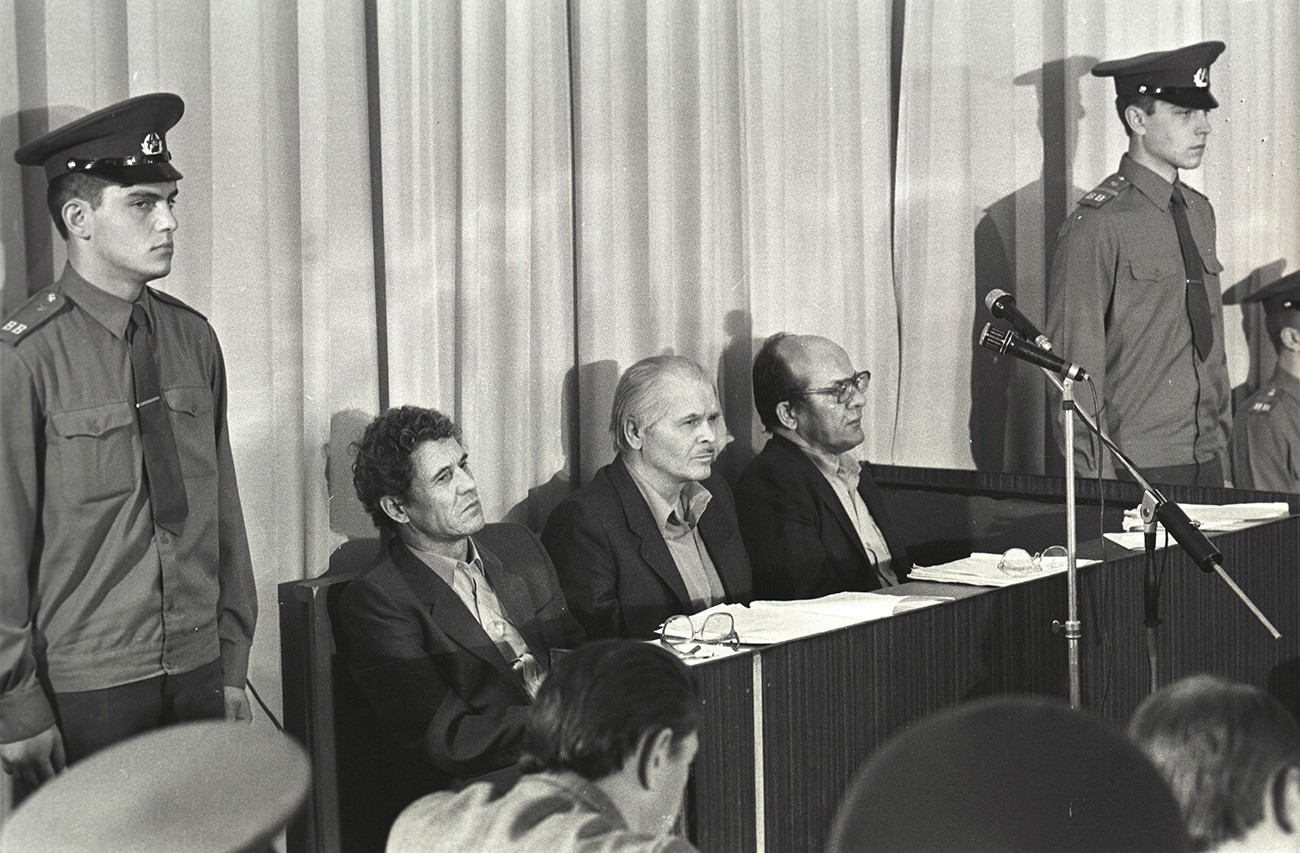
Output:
[908, 552, 1099, 587]
[675, 591, 951, 646]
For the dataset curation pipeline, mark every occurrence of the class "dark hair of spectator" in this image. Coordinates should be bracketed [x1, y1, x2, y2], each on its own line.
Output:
[352, 405, 461, 534]
[829, 693, 1191, 852]
[751, 332, 802, 432]
[1129, 674, 1300, 851]
[520, 639, 701, 785]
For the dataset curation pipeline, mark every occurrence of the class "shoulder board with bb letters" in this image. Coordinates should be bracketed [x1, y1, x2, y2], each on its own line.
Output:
[1078, 174, 1128, 208]
[0, 289, 67, 346]
[1249, 387, 1278, 415]
[149, 287, 208, 321]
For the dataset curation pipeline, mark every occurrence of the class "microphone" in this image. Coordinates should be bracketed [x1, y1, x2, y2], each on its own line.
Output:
[1153, 500, 1223, 573]
[980, 324, 1089, 382]
[985, 289, 1052, 350]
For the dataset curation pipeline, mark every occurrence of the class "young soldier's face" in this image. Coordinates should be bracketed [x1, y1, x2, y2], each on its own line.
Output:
[1138, 100, 1212, 172]
[82, 181, 179, 284]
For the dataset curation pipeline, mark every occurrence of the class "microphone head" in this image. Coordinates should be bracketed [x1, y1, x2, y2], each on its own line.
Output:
[978, 323, 1012, 355]
[985, 289, 1013, 313]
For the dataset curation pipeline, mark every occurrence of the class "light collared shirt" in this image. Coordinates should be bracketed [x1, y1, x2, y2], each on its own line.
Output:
[409, 537, 545, 696]
[0, 265, 257, 743]
[625, 466, 726, 611]
[782, 431, 898, 587]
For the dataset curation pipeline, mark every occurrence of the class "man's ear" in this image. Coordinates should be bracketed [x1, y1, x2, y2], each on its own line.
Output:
[1125, 104, 1149, 137]
[379, 495, 408, 526]
[638, 727, 677, 791]
[1280, 326, 1300, 353]
[622, 416, 645, 452]
[62, 198, 92, 240]
[775, 399, 800, 432]
[1274, 765, 1300, 834]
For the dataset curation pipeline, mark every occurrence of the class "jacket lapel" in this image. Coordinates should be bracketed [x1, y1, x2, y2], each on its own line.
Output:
[771, 434, 871, 565]
[477, 537, 545, 658]
[856, 466, 908, 567]
[389, 539, 519, 681]
[695, 477, 744, 598]
[609, 457, 693, 607]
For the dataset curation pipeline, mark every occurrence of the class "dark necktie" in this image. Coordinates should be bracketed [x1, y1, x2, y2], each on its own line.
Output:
[128, 303, 189, 535]
[1169, 185, 1214, 361]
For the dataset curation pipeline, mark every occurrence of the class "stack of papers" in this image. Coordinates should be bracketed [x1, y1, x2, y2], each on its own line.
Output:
[1106, 502, 1289, 551]
[909, 553, 1098, 587]
[1121, 501, 1288, 532]
[682, 592, 952, 647]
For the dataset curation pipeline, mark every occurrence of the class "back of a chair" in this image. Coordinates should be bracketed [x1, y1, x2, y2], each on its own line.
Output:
[279, 538, 388, 853]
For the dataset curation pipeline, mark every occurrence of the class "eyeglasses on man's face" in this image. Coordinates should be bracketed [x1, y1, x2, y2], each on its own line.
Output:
[788, 370, 871, 406]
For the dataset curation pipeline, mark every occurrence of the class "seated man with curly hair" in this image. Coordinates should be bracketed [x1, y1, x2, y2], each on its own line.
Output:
[337, 405, 584, 801]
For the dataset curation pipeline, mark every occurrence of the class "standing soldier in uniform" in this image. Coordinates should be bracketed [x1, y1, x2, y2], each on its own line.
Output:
[1045, 42, 1231, 486]
[1231, 271, 1300, 492]
[0, 94, 257, 790]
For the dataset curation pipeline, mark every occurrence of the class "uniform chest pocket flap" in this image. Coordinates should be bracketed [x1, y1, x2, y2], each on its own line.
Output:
[1129, 257, 1177, 283]
[1200, 252, 1224, 276]
[49, 402, 137, 502]
[164, 386, 217, 479]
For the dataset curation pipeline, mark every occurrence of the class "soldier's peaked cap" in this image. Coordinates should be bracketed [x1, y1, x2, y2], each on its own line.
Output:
[1092, 41, 1225, 110]
[1244, 270, 1300, 316]
[14, 92, 184, 184]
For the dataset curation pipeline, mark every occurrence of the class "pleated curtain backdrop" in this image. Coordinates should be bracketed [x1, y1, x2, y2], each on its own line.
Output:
[2, 0, 1299, 755]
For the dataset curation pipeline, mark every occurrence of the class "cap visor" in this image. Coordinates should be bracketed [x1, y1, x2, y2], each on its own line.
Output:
[1158, 89, 1218, 110]
[89, 162, 183, 184]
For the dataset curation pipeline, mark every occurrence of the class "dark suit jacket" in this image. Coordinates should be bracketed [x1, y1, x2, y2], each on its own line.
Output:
[734, 433, 911, 600]
[335, 524, 583, 792]
[541, 456, 753, 640]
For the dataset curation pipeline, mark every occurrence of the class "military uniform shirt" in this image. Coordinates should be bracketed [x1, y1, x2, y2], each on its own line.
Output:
[1230, 367, 1300, 493]
[0, 265, 257, 744]
[1045, 154, 1231, 475]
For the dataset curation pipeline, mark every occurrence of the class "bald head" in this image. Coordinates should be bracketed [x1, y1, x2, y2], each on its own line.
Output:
[753, 333, 867, 456]
[776, 335, 849, 384]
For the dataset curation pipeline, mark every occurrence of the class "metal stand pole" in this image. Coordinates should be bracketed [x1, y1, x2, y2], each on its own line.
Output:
[1141, 492, 1161, 694]
[1061, 379, 1082, 710]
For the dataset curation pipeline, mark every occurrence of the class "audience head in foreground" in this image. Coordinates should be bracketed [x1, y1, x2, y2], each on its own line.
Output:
[387, 639, 702, 852]
[1129, 674, 1300, 852]
[828, 693, 1191, 852]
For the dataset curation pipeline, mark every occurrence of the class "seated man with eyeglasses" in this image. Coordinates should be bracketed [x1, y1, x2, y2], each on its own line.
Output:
[735, 334, 911, 600]
[388, 639, 702, 852]
[542, 355, 752, 639]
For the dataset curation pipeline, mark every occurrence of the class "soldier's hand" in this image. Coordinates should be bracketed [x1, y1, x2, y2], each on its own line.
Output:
[223, 685, 252, 724]
[0, 725, 67, 789]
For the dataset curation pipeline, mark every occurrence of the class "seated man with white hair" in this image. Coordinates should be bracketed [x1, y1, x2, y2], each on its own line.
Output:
[542, 355, 752, 639]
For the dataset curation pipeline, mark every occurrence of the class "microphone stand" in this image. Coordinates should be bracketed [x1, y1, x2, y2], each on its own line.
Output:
[1142, 492, 1159, 694]
[1036, 366, 1280, 710]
